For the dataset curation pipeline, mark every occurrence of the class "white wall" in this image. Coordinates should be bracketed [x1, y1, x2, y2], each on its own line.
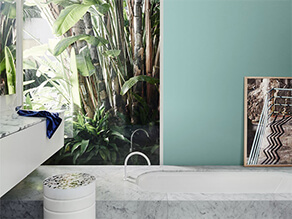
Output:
[23, 18, 54, 50]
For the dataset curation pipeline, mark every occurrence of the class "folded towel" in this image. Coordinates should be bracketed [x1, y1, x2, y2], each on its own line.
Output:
[17, 110, 62, 139]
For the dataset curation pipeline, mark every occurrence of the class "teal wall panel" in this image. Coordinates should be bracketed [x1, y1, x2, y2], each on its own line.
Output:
[163, 0, 292, 165]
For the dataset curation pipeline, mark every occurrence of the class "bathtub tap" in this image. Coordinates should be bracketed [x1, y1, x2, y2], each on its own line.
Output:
[124, 151, 151, 181]
[130, 129, 149, 152]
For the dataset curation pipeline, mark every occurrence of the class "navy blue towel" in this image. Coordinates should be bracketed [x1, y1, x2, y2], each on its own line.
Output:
[17, 110, 62, 139]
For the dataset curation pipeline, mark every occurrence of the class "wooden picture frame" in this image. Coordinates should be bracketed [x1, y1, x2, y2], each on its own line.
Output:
[244, 77, 292, 167]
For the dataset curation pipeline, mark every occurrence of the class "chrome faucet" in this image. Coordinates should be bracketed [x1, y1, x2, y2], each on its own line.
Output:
[124, 151, 151, 181]
[130, 129, 149, 152]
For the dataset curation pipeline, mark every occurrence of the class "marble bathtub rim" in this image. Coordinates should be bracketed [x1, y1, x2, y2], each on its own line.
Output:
[1, 165, 292, 202]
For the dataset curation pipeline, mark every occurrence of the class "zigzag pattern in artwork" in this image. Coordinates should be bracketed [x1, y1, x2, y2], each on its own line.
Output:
[262, 116, 283, 164]
[261, 116, 292, 165]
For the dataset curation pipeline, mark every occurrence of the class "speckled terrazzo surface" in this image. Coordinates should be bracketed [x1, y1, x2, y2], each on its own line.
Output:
[43, 173, 96, 189]
[1, 166, 292, 219]
[0, 115, 45, 139]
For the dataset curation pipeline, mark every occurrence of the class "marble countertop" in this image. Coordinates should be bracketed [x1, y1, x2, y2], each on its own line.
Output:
[0, 115, 45, 139]
[1, 165, 292, 201]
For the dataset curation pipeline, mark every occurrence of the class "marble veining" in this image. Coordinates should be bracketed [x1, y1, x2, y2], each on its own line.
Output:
[2, 165, 292, 201]
[1, 166, 292, 219]
[0, 115, 45, 139]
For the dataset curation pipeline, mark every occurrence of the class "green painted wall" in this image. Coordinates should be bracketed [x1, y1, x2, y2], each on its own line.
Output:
[163, 0, 292, 165]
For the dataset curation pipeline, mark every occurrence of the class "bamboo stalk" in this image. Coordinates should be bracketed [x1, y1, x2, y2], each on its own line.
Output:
[110, 0, 125, 115]
[72, 19, 95, 117]
[84, 11, 111, 111]
[131, 0, 144, 124]
[126, 0, 135, 56]
[145, 0, 154, 108]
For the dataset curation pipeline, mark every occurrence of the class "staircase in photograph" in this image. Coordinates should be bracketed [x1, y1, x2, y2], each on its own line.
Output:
[248, 88, 292, 165]
[261, 115, 292, 165]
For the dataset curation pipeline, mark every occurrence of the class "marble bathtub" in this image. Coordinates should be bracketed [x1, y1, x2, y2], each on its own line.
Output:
[137, 171, 292, 194]
[1, 165, 292, 219]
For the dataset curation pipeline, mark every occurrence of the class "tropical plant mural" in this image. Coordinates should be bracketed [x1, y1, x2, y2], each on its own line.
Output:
[0, 0, 17, 96]
[23, 0, 160, 165]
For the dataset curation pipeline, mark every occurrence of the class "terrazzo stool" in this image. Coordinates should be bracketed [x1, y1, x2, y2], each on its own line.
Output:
[43, 173, 96, 219]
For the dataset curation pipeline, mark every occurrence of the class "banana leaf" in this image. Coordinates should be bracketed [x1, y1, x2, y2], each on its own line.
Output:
[4, 46, 16, 94]
[75, 47, 95, 76]
[53, 4, 91, 36]
[53, 34, 108, 56]
[120, 75, 159, 95]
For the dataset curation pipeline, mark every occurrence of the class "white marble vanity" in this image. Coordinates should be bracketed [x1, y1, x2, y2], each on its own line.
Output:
[0, 114, 45, 138]
[0, 112, 64, 197]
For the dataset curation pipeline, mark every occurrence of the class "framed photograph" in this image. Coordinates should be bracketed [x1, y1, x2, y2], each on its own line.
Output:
[244, 77, 292, 166]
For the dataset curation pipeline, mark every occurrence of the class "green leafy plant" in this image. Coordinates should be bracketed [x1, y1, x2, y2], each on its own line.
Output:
[53, 34, 108, 56]
[120, 75, 159, 96]
[4, 46, 16, 94]
[0, 0, 16, 95]
[23, 40, 81, 112]
[61, 106, 130, 164]
[23, 0, 161, 165]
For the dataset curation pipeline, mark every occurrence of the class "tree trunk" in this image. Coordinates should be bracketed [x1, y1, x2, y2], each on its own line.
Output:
[72, 19, 95, 118]
[116, 0, 125, 64]
[47, 3, 62, 20]
[83, 12, 111, 112]
[145, 0, 154, 109]
[152, 40, 160, 113]
[47, 2, 71, 37]
[132, 0, 144, 124]
[109, 0, 126, 115]
[126, 0, 135, 56]
[46, 1, 95, 117]
[153, 40, 160, 79]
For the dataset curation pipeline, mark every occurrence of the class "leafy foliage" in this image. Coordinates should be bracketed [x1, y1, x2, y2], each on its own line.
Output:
[53, 4, 91, 36]
[23, 0, 161, 165]
[0, 0, 16, 18]
[23, 40, 74, 111]
[120, 75, 159, 95]
[53, 34, 108, 56]
[61, 106, 130, 164]
[0, 0, 16, 95]
[4, 46, 16, 94]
